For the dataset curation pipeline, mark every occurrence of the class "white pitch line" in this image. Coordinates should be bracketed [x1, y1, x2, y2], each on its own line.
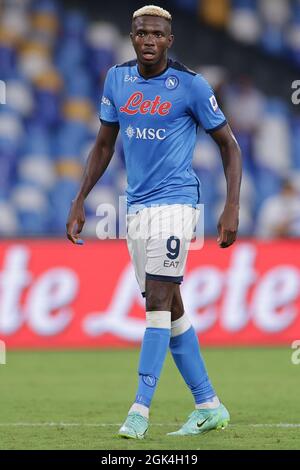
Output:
[0, 423, 299, 428]
[249, 424, 300, 428]
[0, 423, 121, 427]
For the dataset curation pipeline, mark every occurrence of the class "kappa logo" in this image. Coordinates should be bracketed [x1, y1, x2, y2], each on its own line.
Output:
[165, 75, 179, 90]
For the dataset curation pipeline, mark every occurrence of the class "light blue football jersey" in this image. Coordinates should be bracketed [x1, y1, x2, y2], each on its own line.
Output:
[99, 58, 227, 209]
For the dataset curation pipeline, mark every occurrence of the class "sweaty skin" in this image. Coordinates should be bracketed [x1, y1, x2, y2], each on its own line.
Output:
[66, 15, 242, 315]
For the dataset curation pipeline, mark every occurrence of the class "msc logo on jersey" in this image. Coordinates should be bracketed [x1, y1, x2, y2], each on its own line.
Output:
[165, 75, 179, 90]
[125, 125, 135, 138]
[120, 92, 172, 116]
[125, 125, 166, 140]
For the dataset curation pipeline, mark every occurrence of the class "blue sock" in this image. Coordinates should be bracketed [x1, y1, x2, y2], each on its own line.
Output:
[135, 326, 171, 408]
[170, 325, 216, 405]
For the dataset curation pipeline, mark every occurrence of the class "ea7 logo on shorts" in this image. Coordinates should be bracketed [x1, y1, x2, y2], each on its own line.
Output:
[164, 260, 179, 268]
[209, 95, 219, 112]
[124, 75, 138, 83]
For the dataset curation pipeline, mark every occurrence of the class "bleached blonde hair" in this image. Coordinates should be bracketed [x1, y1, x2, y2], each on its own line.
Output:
[133, 5, 172, 22]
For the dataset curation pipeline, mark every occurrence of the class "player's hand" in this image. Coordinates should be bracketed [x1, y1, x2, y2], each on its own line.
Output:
[217, 203, 239, 248]
[66, 199, 85, 244]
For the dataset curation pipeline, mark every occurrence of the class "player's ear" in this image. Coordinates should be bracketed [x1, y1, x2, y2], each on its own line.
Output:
[168, 34, 174, 49]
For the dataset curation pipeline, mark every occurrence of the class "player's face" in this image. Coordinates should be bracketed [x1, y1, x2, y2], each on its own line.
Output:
[130, 16, 174, 67]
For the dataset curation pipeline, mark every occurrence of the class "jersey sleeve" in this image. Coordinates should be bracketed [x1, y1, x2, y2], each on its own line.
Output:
[188, 74, 227, 133]
[99, 67, 119, 126]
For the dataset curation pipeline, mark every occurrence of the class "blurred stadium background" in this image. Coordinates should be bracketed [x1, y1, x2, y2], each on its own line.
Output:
[0, 0, 300, 450]
[1, 0, 300, 237]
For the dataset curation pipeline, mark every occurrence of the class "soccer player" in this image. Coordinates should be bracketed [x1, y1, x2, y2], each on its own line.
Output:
[66, 5, 242, 439]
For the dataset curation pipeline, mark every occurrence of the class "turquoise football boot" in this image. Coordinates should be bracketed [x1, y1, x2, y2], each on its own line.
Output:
[118, 412, 149, 439]
[167, 403, 230, 436]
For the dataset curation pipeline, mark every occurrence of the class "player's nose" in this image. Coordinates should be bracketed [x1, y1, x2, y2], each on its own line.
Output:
[144, 33, 155, 45]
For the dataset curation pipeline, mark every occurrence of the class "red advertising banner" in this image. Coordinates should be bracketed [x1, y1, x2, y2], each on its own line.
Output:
[0, 240, 299, 348]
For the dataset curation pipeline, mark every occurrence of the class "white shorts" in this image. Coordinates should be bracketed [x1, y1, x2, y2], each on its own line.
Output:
[126, 204, 200, 296]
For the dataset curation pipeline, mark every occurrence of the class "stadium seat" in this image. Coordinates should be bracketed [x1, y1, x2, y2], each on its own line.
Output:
[0, 199, 19, 235]
[291, 116, 300, 170]
[228, 0, 261, 44]
[253, 99, 291, 174]
[11, 184, 50, 234]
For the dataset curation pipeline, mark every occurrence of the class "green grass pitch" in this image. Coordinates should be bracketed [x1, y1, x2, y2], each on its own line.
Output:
[0, 347, 299, 450]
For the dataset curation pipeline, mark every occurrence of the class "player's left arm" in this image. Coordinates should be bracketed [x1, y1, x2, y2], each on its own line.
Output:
[210, 123, 242, 248]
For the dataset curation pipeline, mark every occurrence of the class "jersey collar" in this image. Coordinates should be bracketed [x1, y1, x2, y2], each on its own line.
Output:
[136, 58, 170, 81]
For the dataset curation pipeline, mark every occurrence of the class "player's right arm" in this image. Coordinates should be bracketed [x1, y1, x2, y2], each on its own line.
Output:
[66, 66, 120, 244]
[66, 124, 119, 243]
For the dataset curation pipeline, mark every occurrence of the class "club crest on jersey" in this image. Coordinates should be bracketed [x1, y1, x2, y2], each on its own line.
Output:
[165, 75, 179, 90]
[120, 92, 172, 116]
